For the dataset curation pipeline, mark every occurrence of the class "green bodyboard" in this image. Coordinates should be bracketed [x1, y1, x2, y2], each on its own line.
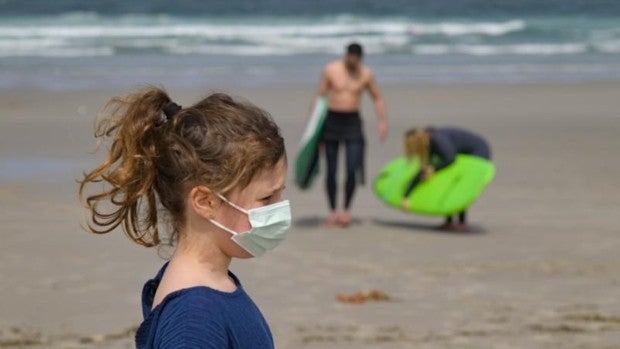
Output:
[295, 97, 328, 190]
[373, 155, 495, 216]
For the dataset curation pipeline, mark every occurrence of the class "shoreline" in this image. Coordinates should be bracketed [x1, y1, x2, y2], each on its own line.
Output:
[4, 76, 620, 95]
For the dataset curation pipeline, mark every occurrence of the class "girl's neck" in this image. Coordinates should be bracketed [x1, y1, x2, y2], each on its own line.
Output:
[151, 230, 235, 310]
[172, 229, 232, 277]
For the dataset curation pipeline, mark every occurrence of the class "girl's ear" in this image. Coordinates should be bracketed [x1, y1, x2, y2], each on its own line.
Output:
[188, 186, 219, 220]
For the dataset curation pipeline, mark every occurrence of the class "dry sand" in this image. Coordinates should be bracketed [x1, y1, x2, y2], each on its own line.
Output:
[1, 82, 619, 348]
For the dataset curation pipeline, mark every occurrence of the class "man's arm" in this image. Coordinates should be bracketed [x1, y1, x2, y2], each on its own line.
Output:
[367, 71, 387, 141]
[315, 66, 330, 98]
[309, 66, 330, 111]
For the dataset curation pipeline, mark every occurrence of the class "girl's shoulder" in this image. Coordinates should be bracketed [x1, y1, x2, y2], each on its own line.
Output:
[159, 279, 246, 312]
[142, 262, 245, 318]
[138, 289, 230, 348]
[137, 272, 246, 349]
[157, 286, 233, 322]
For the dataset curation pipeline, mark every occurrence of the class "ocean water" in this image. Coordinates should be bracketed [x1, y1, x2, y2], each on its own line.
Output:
[1, 1, 619, 89]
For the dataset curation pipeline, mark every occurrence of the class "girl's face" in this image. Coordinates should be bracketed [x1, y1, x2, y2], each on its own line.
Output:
[212, 156, 287, 258]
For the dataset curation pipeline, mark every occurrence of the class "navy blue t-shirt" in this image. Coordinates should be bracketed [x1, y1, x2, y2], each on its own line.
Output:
[135, 263, 274, 349]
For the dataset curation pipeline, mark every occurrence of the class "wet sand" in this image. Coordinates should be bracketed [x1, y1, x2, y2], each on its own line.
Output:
[1, 82, 619, 348]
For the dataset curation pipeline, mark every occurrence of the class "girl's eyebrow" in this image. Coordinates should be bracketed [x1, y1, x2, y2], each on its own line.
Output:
[265, 185, 286, 195]
[261, 185, 286, 197]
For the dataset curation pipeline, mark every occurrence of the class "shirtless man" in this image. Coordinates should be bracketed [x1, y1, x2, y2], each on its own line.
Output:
[315, 42, 388, 227]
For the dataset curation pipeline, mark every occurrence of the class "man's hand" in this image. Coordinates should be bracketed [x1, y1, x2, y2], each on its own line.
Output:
[378, 120, 388, 142]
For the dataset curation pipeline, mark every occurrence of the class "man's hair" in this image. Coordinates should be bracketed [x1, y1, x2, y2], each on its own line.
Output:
[346, 42, 363, 57]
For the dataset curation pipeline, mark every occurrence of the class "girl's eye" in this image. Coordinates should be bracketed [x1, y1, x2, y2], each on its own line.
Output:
[260, 196, 273, 203]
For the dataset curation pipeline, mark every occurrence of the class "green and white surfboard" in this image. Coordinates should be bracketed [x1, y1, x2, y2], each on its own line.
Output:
[295, 97, 328, 190]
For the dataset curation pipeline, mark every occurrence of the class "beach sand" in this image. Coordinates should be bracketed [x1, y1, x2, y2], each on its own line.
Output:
[1, 82, 619, 348]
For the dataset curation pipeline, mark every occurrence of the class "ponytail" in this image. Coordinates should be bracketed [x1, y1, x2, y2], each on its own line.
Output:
[79, 87, 172, 247]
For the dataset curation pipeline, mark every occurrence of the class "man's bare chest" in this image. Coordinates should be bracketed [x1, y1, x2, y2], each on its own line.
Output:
[330, 72, 366, 92]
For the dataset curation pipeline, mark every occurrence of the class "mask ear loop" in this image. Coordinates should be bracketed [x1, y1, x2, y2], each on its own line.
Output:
[216, 193, 249, 214]
[209, 193, 250, 236]
[209, 218, 239, 236]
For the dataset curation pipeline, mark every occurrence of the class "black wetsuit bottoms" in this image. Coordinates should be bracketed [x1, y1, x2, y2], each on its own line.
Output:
[322, 110, 365, 210]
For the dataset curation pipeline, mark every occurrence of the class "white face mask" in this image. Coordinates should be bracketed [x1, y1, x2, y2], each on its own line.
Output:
[209, 194, 291, 257]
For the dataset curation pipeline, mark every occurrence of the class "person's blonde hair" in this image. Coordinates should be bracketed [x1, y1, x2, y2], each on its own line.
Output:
[79, 87, 285, 247]
[404, 128, 430, 167]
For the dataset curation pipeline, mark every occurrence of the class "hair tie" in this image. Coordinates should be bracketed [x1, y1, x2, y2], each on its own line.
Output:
[162, 102, 182, 120]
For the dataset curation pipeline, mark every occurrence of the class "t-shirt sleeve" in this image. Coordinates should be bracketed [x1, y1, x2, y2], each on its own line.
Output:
[156, 294, 228, 349]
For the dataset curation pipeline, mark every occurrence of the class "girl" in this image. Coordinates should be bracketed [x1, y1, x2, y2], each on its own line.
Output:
[402, 127, 491, 231]
[79, 87, 290, 348]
